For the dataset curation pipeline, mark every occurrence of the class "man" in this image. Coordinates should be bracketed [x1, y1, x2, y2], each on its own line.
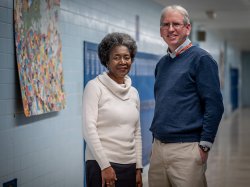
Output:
[148, 5, 224, 187]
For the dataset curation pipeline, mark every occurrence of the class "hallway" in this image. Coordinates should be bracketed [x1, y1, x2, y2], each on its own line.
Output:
[142, 107, 250, 187]
[206, 107, 250, 187]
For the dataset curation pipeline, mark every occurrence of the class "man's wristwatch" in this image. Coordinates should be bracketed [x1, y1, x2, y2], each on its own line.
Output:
[199, 144, 210, 152]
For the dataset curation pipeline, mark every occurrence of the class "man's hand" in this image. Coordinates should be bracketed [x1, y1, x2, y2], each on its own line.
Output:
[198, 147, 209, 163]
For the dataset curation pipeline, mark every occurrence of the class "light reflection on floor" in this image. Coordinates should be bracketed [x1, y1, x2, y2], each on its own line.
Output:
[206, 108, 250, 187]
[142, 108, 250, 187]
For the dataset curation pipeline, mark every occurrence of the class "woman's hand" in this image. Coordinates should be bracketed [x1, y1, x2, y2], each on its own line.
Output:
[101, 166, 117, 187]
[136, 169, 143, 187]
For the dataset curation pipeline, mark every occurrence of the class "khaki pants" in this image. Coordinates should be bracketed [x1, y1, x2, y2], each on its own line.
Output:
[148, 139, 207, 187]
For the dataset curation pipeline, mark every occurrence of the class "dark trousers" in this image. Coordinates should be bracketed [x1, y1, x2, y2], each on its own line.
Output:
[86, 160, 136, 187]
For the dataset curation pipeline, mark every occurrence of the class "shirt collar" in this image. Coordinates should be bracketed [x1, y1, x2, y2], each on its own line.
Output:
[167, 38, 191, 58]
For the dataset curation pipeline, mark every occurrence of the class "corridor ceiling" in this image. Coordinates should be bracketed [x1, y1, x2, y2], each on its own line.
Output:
[153, 0, 250, 51]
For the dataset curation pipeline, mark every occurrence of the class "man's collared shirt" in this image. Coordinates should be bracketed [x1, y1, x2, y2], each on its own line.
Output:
[167, 38, 192, 58]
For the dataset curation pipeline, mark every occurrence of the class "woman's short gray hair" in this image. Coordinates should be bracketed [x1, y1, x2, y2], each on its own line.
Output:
[98, 32, 137, 67]
[160, 5, 190, 25]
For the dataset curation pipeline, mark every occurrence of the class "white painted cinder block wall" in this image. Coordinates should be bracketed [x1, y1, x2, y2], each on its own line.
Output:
[0, 0, 240, 186]
[0, 0, 163, 186]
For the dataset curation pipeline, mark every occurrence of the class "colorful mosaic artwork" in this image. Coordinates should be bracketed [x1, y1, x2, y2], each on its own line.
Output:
[14, 0, 66, 117]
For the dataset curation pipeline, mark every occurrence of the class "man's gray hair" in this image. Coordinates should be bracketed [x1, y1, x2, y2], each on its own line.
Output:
[160, 5, 190, 26]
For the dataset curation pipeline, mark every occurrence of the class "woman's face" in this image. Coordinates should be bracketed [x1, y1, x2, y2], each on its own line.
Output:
[107, 45, 132, 84]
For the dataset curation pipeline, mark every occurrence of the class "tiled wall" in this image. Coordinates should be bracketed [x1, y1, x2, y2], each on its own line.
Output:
[0, 0, 163, 186]
[0, 0, 242, 186]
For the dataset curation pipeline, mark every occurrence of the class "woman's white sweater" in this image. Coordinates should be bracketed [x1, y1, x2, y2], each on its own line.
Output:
[82, 72, 142, 170]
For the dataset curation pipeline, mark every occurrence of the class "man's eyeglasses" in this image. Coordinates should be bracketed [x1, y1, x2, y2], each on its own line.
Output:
[160, 22, 185, 29]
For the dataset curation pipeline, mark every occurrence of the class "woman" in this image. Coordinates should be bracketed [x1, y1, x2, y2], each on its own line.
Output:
[82, 32, 143, 187]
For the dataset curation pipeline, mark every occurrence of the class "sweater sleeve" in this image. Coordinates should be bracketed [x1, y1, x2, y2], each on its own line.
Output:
[196, 55, 224, 143]
[82, 80, 111, 170]
[134, 89, 143, 169]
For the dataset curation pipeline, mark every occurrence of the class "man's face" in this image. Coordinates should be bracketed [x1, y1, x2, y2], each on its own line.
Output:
[160, 10, 191, 52]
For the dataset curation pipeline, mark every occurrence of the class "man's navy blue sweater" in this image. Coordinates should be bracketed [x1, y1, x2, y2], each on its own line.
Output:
[150, 46, 224, 143]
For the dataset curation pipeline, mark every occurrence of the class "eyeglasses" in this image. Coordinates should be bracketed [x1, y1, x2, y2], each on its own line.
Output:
[160, 22, 185, 29]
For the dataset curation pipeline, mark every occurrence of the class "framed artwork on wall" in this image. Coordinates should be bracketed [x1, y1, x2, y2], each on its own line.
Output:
[14, 0, 66, 117]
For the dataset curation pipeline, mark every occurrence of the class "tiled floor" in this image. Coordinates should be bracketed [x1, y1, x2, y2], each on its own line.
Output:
[142, 108, 250, 187]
